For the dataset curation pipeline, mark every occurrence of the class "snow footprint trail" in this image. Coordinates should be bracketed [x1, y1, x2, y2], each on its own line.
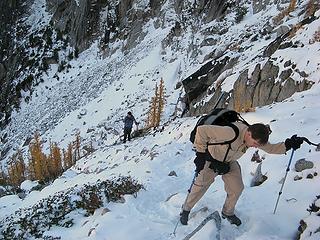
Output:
[167, 209, 222, 240]
[91, 118, 201, 239]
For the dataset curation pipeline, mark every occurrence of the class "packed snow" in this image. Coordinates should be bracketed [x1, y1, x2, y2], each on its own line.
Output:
[1, 0, 320, 239]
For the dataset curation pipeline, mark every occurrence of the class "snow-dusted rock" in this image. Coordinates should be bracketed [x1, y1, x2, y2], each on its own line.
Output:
[295, 158, 314, 172]
[20, 180, 39, 193]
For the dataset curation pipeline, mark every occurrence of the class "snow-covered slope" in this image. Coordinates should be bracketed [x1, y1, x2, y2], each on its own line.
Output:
[1, 83, 320, 239]
[1, 0, 320, 239]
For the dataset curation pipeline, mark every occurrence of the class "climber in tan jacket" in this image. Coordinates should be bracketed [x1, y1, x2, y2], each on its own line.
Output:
[180, 122, 304, 226]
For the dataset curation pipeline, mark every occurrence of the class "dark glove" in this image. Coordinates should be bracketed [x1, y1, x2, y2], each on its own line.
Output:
[194, 152, 209, 173]
[209, 160, 230, 175]
[196, 151, 209, 160]
[285, 135, 304, 151]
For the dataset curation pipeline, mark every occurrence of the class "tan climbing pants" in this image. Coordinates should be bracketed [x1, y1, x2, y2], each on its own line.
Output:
[182, 161, 244, 216]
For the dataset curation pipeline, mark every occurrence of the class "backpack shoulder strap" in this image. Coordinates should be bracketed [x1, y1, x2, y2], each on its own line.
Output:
[238, 114, 250, 126]
[207, 123, 239, 146]
[207, 123, 240, 163]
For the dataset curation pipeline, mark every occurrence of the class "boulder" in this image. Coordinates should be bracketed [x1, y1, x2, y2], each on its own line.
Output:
[252, 0, 271, 14]
[0, 187, 6, 197]
[168, 171, 177, 177]
[182, 55, 238, 107]
[295, 158, 314, 172]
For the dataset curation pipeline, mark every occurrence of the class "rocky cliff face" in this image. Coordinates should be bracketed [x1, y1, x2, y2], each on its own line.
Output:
[0, 0, 231, 129]
[0, 0, 29, 127]
[183, 51, 314, 115]
[181, 1, 319, 115]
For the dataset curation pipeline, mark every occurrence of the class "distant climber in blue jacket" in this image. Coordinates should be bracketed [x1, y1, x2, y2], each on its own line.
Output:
[123, 111, 138, 143]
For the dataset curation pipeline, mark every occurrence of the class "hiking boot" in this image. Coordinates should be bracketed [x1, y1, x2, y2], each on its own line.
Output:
[222, 212, 242, 226]
[180, 210, 190, 225]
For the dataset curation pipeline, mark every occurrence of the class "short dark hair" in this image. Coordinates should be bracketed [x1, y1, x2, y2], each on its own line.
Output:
[248, 123, 270, 145]
[128, 111, 132, 115]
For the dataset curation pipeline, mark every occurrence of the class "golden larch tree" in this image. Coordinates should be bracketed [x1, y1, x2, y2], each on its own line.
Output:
[305, 0, 316, 17]
[146, 84, 158, 128]
[273, 0, 297, 25]
[151, 84, 159, 127]
[0, 165, 8, 186]
[29, 131, 47, 181]
[146, 79, 166, 128]
[7, 150, 26, 187]
[156, 78, 166, 126]
[288, 0, 296, 12]
[49, 142, 63, 179]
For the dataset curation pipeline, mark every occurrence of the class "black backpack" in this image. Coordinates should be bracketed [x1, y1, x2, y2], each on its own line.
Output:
[189, 108, 249, 145]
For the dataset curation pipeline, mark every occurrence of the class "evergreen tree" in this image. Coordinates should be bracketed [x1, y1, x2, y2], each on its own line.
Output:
[74, 131, 81, 161]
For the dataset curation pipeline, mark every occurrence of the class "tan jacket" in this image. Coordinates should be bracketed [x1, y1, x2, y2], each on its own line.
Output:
[194, 122, 286, 163]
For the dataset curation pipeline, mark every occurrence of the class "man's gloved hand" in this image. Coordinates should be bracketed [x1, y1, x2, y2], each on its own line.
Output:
[196, 151, 209, 160]
[285, 135, 304, 151]
[194, 152, 210, 173]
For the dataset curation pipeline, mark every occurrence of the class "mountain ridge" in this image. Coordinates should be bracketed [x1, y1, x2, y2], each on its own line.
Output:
[0, 1, 320, 239]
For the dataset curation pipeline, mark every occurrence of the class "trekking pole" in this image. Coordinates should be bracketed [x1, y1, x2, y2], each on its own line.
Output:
[213, 92, 227, 109]
[273, 149, 295, 214]
[273, 137, 319, 214]
[171, 171, 198, 236]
